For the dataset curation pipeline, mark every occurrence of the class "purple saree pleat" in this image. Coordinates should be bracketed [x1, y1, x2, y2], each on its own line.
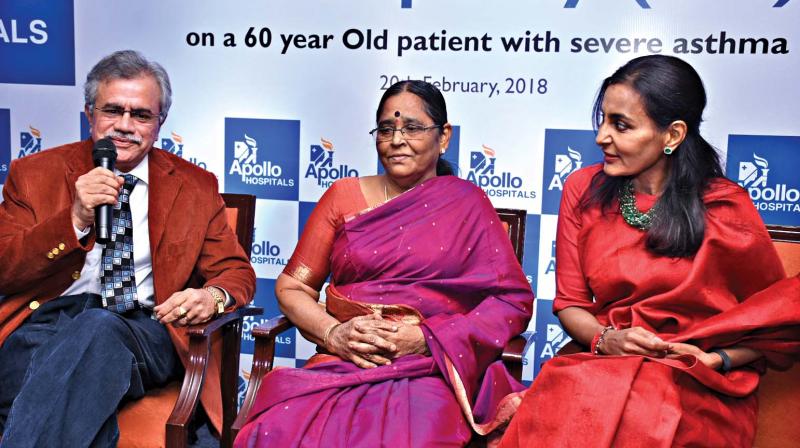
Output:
[235, 176, 534, 447]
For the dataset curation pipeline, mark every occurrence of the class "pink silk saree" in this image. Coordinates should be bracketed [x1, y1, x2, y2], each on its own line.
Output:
[236, 176, 534, 447]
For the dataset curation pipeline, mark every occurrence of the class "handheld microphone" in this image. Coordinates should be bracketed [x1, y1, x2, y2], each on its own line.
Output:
[92, 138, 117, 244]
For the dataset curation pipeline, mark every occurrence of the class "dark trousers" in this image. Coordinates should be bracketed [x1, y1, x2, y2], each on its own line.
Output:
[0, 294, 181, 448]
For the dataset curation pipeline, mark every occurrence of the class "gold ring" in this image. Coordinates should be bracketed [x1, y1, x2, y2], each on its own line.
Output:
[178, 306, 187, 317]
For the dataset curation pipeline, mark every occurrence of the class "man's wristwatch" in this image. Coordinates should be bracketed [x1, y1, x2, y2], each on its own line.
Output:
[205, 286, 226, 317]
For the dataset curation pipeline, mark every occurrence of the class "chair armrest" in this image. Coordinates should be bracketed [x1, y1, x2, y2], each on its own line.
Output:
[166, 306, 264, 448]
[231, 314, 297, 442]
[187, 307, 263, 338]
[252, 314, 294, 339]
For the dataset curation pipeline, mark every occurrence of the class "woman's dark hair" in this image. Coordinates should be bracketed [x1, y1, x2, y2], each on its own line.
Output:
[583, 55, 724, 257]
[376, 80, 454, 176]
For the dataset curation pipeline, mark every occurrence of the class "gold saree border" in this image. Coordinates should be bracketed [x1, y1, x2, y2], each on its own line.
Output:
[444, 356, 524, 436]
[285, 260, 325, 290]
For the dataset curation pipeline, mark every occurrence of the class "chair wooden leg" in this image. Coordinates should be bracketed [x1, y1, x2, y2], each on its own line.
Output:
[231, 315, 292, 442]
[166, 335, 210, 448]
[230, 332, 277, 443]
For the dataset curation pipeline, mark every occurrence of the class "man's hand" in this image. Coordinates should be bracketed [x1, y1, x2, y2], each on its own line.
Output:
[154, 288, 216, 327]
[72, 167, 124, 231]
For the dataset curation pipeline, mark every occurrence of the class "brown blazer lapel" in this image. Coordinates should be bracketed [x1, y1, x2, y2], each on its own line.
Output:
[148, 150, 183, 256]
[64, 141, 95, 206]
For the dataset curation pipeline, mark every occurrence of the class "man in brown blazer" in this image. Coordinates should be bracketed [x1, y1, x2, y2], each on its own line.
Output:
[0, 50, 255, 447]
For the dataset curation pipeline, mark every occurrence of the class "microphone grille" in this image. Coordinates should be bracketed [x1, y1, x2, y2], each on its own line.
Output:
[92, 138, 117, 163]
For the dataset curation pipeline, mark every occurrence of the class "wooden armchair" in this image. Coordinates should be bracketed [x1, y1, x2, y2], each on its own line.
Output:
[753, 224, 800, 448]
[116, 193, 262, 448]
[231, 208, 530, 445]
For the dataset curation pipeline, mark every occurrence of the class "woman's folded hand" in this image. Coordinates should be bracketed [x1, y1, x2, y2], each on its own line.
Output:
[325, 313, 431, 368]
[383, 323, 430, 358]
[601, 326, 671, 357]
[326, 313, 398, 368]
[666, 342, 723, 369]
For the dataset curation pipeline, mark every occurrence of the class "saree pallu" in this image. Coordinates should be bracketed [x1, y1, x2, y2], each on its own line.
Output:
[236, 176, 534, 447]
[500, 166, 800, 448]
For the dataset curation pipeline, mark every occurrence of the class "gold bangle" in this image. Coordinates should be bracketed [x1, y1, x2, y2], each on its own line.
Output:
[323, 322, 341, 348]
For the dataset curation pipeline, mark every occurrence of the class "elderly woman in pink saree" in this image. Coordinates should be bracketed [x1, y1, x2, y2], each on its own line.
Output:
[234, 81, 533, 447]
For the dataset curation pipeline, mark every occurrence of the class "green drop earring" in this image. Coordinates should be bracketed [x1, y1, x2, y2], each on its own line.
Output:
[663, 146, 673, 155]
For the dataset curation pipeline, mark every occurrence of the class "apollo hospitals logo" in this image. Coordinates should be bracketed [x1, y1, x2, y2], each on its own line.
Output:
[546, 146, 583, 191]
[0, 18, 47, 44]
[304, 138, 358, 188]
[727, 135, 800, 226]
[161, 131, 184, 157]
[0, 1, 75, 85]
[467, 145, 535, 199]
[541, 129, 602, 215]
[532, 299, 572, 378]
[541, 324, 571, 358]
[225, 118, 300, 200]
[160, 131, 207, 170]
[738, 153, 799, 212]
[738, 153, 769, 189]
[230, 134, 278, 182]
[241, 279, 296, 360]
[18, 126, 42, 158]
[228, 134, 279, 180]
[250, 238, 288, 267]
[544, 240, 556, 276]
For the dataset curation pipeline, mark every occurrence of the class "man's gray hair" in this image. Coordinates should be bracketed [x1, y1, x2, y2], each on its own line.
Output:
[84, 50, 172, 122]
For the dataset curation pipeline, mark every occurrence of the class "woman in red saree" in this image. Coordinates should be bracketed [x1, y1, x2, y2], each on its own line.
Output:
[501, 55, 800, 447]
[235, 81, 534, 447]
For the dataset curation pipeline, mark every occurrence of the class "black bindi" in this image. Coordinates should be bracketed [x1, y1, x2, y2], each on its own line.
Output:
[394, 111, 401, 118]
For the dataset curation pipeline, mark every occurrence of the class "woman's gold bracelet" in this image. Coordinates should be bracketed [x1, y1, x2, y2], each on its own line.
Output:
[322, 322, 341, 348]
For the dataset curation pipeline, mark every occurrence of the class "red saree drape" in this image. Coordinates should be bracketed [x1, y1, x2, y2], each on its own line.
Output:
[236, 176, 534, 447]
[501, 165, 800, 448]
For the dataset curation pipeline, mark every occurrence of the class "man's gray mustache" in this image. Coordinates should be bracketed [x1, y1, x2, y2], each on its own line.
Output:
[103, 131, 143, 144]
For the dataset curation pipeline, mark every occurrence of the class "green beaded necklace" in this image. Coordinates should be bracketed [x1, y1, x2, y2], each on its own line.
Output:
[619, 181, 658, 230]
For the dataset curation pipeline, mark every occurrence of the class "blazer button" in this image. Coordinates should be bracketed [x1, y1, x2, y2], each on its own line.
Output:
[58, 243, 66, 250]
[71, 271, 81, 280]
[52, 248, 60, 255]
[29, 300, 40, 310]
[47, 251, 55, 259]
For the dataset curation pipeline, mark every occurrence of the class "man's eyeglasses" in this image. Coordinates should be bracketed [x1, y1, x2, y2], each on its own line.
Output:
[94, 106, 160, 124]
[369, 125, 441, 142]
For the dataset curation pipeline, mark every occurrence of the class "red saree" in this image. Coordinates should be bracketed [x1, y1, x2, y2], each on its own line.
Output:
[501, 165, 800, 448]
[235, 176, 534, 447]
